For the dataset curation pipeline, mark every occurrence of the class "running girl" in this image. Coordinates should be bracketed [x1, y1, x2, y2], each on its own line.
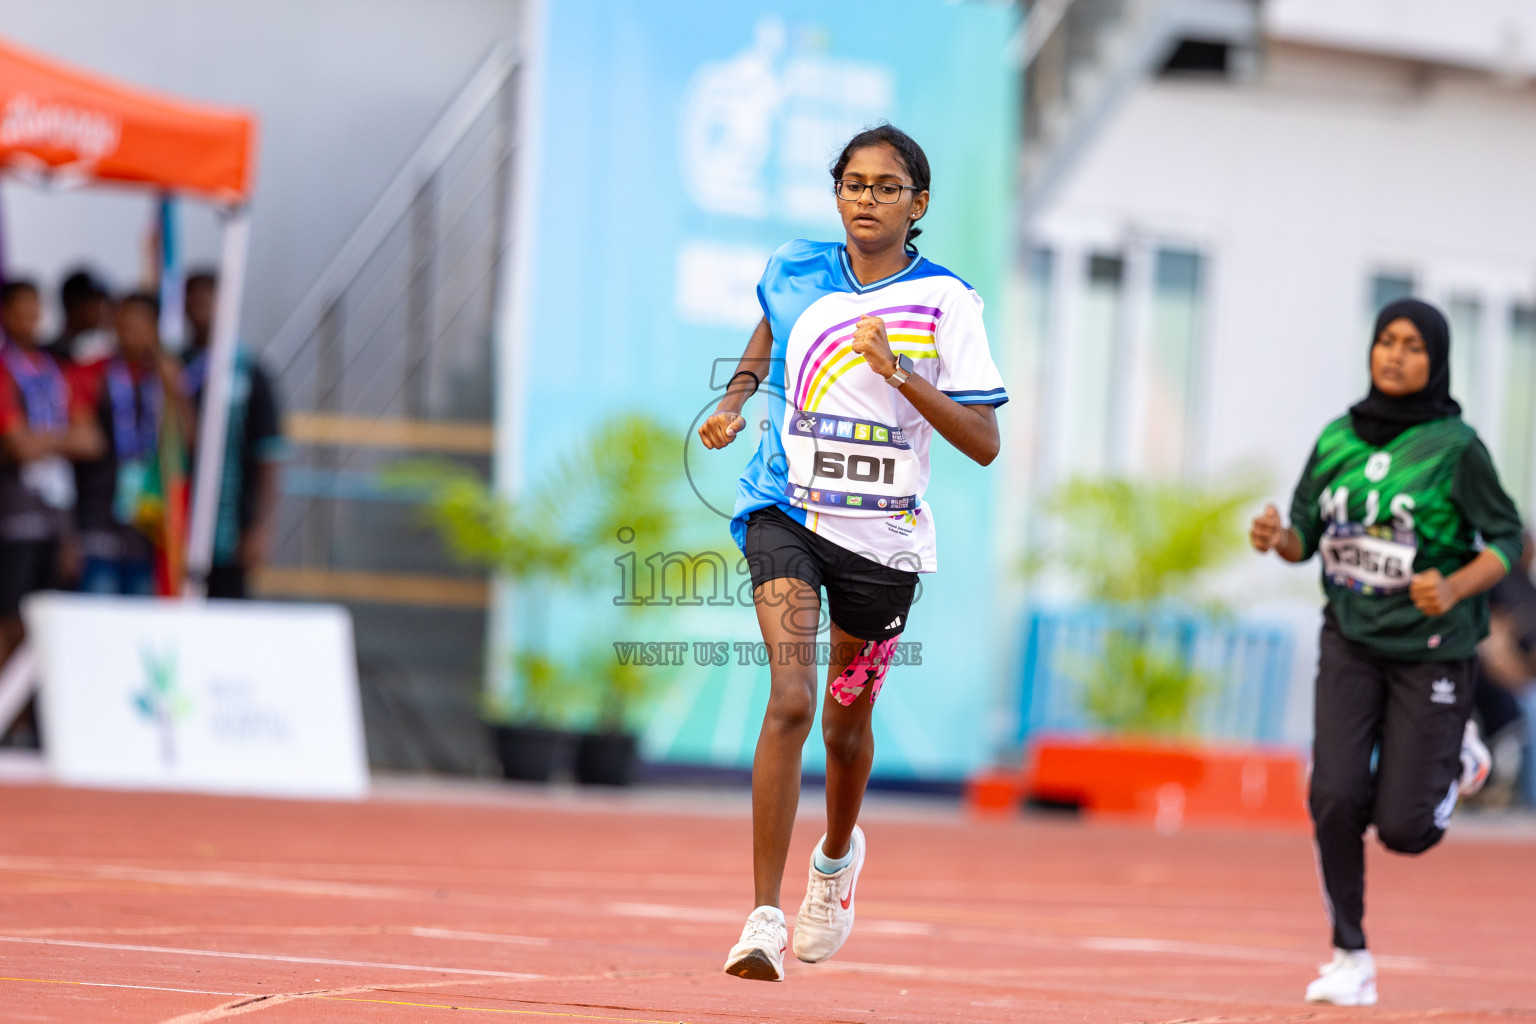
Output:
[1250, 298, 1520, 1006]
[698, 125, 1006, 982]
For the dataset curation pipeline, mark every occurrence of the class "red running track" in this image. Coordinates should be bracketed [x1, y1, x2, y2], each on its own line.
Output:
[1, 780, 1533, 1023]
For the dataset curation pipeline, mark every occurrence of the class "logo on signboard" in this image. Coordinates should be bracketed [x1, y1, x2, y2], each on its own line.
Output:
[131, 646, 190, 767]
[678, 18, 895, 223]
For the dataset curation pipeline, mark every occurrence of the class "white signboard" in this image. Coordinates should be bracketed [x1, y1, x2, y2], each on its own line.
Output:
[26, 594, 369, 799]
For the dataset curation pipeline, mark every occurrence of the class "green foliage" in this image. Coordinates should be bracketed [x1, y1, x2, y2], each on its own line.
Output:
[1032, 474, 1264, 737]
[386, 413, 686, 731]
[576, 642, 661, 733]
[380, 462, 579, 581]
[477, 650, 583, 728]
[1076, 631, 1208, 738]
[382, 413, 682, 585]
[1037, 476, 1263, 606]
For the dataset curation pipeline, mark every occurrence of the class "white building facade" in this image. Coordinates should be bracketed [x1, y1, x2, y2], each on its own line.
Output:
[1013, 0, 1536, 741]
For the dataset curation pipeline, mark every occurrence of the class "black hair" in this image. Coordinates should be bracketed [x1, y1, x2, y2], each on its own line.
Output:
[829, 124, 931, 246]
[185, 268, 218, 293]
[60, 268, 106, 309]
[119, 290, 162, 319]
[0, 279, 39, 307]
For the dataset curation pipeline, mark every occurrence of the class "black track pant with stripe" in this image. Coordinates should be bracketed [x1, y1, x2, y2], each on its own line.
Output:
[1309, 612, 1473, 951]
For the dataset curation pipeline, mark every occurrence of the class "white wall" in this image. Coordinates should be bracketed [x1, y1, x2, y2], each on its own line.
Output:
[1026, 40, 1536, 741]
[1268, 0, 1536, 77]
[0, 0, 522, 346]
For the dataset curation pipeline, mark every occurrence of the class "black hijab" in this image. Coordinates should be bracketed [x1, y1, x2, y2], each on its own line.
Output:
[1349, 297, 1461, 447]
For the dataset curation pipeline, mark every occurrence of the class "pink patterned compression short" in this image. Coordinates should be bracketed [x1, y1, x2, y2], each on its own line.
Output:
[828, 634, 901, 707]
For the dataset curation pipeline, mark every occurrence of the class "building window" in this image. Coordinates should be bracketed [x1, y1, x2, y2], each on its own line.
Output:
[1160, 39, 1230, 77]
[1025, 246, 1054, 353]
[1146, 249, 1205, 476]
[1445, 295, 1482, 416]
[1370, 272, 1415, 312]
[1066, 253, 1125, 474]
[1020, 245, 1054, 478]
[1503, 306, 1536, 517]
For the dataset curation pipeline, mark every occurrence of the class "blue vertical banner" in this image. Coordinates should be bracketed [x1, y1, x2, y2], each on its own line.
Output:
[504, 0, 1017, 778]
[156, 195, 185, 346]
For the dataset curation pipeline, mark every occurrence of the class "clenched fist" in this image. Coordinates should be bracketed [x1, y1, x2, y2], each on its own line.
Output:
[1250, 504, 1285, 553]
[699, 410, 747, 450]
[851, 315, 897, 378]
[1410, 568, 1459, 617]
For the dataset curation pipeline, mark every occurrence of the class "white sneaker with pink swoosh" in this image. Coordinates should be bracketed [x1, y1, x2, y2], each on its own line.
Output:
[792, 825, 866, 963]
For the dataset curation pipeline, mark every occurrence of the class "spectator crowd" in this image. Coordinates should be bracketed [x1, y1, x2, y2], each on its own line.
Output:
[0, 264, 287, 743]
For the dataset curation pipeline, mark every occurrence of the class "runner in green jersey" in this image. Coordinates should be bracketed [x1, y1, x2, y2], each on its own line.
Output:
[1251, 298, 1522, 1007]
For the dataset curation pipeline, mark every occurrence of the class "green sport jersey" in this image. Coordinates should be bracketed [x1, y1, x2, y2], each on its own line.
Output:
[1288, 415, 1523, 661]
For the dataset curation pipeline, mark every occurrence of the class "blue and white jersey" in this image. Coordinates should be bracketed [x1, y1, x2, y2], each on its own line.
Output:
[730, 239, 1008, 573]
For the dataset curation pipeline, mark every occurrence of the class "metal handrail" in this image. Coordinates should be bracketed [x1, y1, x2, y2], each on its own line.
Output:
[264, 43, 519, 368]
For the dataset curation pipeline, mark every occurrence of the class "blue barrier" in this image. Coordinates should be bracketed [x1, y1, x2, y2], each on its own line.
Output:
[1016, 607, 1292, 745]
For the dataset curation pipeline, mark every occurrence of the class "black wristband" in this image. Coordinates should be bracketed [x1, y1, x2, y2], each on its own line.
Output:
[728, 369, 760, 393]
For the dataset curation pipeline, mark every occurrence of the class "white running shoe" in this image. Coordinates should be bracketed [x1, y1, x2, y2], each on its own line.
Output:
[723, 906, 787, 982]
[1460, 719, 1492, 797]
[791, 825, 866, 963]
[1305, 948, 1377, 1006]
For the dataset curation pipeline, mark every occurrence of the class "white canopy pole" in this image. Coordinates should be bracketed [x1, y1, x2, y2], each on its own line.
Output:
[183, 205, 252, 599]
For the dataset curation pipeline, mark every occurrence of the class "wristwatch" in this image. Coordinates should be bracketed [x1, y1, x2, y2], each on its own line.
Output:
[883, 353, 914, 388]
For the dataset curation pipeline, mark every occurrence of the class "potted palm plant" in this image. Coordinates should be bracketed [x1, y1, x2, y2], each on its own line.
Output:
[1032, 476, 1254, 737]
[393, 412, 684, 785]
[969, 475, 1307, 827]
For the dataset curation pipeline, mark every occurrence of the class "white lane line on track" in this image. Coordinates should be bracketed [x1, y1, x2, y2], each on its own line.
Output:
[0, 935, 542, 979]
[603, 902, 743, 923]
[1078, 936, 1429, 970]
[0, 857, 418, 900]
[408, 927, 551, 946]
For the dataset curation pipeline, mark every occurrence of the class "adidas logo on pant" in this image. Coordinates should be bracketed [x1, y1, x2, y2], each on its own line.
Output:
[884, 615, 902, 630]
[1430, 678, 1455, 705]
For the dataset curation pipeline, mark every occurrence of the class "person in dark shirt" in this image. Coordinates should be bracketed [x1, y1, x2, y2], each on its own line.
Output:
[181, 270, 287, 598]
[43, 268, 112, 368]
[1249, 299, 1522, 1005]
[1478, 533, 1536, 804]
[0, 280, 103, 662]
[71, 293, 187, 596]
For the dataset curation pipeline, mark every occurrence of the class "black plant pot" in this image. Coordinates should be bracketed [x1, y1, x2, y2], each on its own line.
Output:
[493, 724, 577, 782]
[575, 731, 640, 786]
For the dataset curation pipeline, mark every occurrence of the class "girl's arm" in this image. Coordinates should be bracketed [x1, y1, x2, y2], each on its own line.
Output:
[849, 315, 999, 466]
[1, 425, 66, 464]
[58, 405, 105, 461]
[699, 316, 773, 450]
[1410, 548, 1508, 618]
[1251, 505, 1309, 563]
[1414, 436, 1525, 616]
[883, 373, 998, 466]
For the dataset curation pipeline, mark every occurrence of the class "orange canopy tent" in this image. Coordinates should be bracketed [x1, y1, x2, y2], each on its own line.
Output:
[0, 34, 259, 596]
[0, 35, 254, 200]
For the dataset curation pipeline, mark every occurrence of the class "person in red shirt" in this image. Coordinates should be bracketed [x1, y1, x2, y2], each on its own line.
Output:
[69, 293, 187, 595]
[0, 279, 103, 663]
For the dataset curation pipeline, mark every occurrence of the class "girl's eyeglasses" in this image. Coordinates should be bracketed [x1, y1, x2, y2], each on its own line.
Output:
[834, 180, 919, 204]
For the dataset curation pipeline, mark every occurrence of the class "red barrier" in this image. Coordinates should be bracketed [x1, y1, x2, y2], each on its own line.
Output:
[967, 735, 1310, 829]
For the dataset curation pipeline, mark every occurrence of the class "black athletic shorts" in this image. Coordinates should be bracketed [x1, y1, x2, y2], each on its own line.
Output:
[742, 505, 918, 642]
[0, 539, 59, 618]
